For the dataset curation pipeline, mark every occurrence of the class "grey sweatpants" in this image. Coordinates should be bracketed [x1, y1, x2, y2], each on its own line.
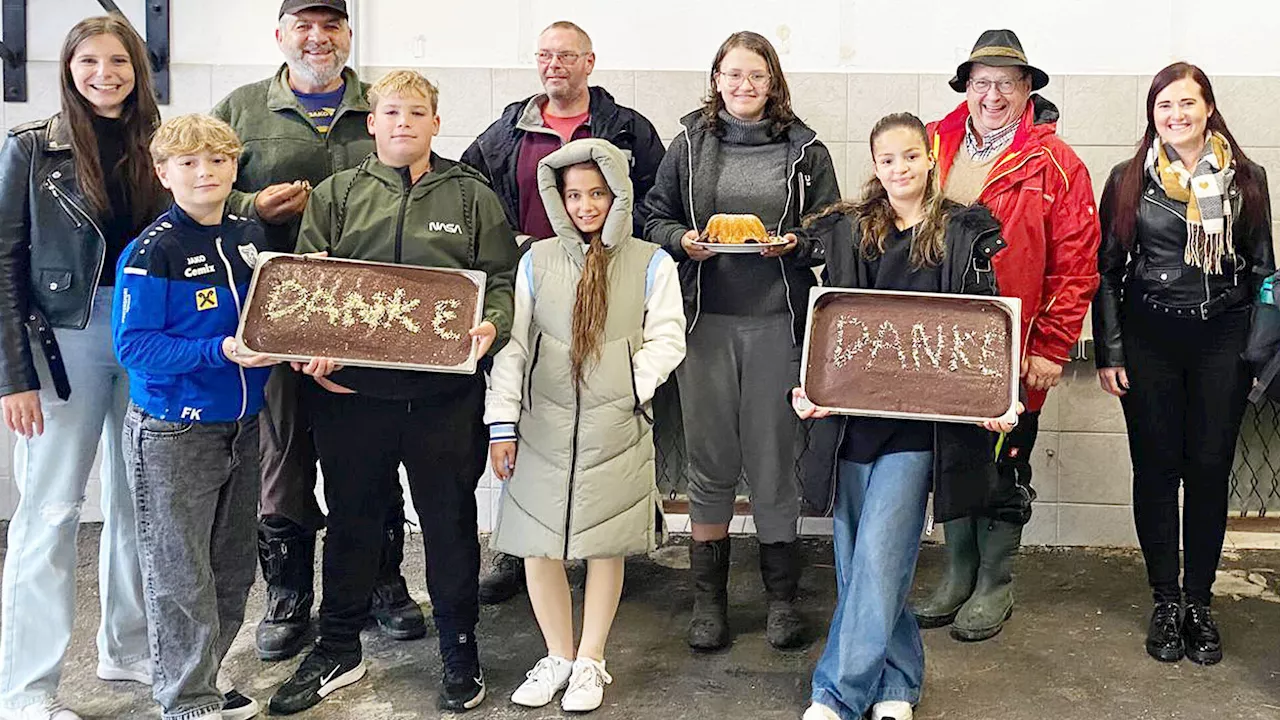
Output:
[124, 404, 259, 720]
[676, 312, 801, 543]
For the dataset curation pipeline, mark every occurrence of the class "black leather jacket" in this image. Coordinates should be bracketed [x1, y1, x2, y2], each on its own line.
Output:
[1093, 160, 1275, 369]
[0, 114, 126, 398]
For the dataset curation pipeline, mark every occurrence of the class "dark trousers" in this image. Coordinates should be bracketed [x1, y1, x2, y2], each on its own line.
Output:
[306, 377, 487, 653]
[990, 410, 1040, 525]
[1120, 302, 1250, 605]
[259, 365, 405, 579]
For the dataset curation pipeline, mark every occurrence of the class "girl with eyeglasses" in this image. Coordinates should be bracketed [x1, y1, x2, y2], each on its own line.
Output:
[643, 30, 840, 653]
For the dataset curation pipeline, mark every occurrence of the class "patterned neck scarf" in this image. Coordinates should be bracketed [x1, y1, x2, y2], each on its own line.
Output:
[963, 116, 1020, 164]
[1146, 131, 1235, 273]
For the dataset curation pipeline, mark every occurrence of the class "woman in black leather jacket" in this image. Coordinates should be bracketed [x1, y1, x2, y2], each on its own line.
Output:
[0, 16, 165, 716]
[1093, 62, 1274, 669]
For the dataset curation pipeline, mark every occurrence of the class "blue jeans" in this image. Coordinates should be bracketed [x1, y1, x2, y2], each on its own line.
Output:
[0, 293, 148, 709]
[811, 452, 932, 719]
[124, 405, 260, 720]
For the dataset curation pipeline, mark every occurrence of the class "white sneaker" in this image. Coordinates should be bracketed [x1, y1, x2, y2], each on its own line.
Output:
[871, 700, 913, 720]
[509, 655, 573, 708]
[96, 657, 152, 685]
[560, 657, 612, 713]
[0, 699, 82, 720]
[802, 702, 841, 720]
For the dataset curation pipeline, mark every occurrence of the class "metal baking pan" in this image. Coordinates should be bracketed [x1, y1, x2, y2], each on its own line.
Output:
[233, 252, 486, 375]
[799, 287, 1022, 425]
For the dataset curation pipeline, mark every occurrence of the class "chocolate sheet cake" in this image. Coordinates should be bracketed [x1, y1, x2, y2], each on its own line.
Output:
[240, 255, 481, 370]
[804, 291, 1016, 419]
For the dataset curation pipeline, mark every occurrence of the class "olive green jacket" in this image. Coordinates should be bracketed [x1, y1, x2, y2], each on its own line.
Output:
[295, 154, 519, 397]
[212, 64, 375, 252]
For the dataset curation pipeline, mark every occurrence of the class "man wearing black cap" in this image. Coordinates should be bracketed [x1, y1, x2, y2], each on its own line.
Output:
[913, 29, 1100, 642]
[212, 0, 426, 663]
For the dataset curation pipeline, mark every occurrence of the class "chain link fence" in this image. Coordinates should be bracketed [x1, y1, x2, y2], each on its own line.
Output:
[1232, 399, 1280, 517]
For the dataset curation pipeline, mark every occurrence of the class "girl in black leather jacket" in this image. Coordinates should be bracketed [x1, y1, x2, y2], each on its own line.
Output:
[1092, 62, 1274, 669]
[0, 15, 165, 716]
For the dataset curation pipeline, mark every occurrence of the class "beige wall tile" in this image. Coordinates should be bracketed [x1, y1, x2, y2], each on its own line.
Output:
[1243, 147, 1280, 233]
[846, 74, 917, 142]
[161, 64, 213, 120]
[1022, 503, 1058, 546]
[590, 70, 636, 110]
[1057, 503, 1139, 547]
[1058, 432, 1133, 505]
[844, 140, 872, 196]
[1134, 74, 1153, 138]
[1030, 430, 1060, 504]
[1057, 362, 1126, 433]
[822, 142, 848, 201]
[1210, 76, 1280, 148]
[917, 73, 960, 126]
[490, 68, 542, 112]
[210, 64, 282, 106]
[3, 62, 60, 128]
[790, 73, 847, 145]
[1059, 75, 1139, 146]
[1039, 382, 1061, 431]
[634, 70, 706, 141]
[1071, 145, 1134, 205]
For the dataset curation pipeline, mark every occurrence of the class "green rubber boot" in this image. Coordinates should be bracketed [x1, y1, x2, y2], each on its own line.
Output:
[951, 519, 1022, 642]
[912, 517, 980, 628]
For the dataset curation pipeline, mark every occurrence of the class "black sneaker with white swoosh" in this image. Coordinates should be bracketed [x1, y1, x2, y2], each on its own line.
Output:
[268, 646, 366, 715]
[438, 668, 486, 712]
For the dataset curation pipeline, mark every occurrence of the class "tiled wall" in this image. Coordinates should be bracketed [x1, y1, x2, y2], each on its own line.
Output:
[5, 64, 1280, 545]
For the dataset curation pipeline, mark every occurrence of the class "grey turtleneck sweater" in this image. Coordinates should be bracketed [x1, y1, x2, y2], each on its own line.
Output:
[701, 111, 791, 317]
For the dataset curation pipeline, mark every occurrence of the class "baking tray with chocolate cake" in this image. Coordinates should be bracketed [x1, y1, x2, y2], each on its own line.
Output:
[800, 287, 1021, 424]
[234, 252, 486, 374]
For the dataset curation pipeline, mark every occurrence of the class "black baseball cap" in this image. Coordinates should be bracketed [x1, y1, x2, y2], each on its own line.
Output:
[279, 0, 348, 18]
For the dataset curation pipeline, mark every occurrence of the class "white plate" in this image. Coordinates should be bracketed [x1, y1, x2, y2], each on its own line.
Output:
[692, 239, 788, 254]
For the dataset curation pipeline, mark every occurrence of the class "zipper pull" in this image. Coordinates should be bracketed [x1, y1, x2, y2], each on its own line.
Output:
[925, 510, 935, 536]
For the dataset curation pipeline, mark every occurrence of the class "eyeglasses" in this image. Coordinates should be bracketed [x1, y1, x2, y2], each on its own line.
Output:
[967, 78, 1023, 95]
[535, 50, 584, 65]
[718, 70, 771, 89]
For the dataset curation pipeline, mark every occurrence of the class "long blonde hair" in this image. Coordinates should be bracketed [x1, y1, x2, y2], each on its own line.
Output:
[557, 160, 612, 387]
[808, 113, 948, 268]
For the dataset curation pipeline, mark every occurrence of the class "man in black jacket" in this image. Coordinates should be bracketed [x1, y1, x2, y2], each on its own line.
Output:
[461, 20, 669, 605]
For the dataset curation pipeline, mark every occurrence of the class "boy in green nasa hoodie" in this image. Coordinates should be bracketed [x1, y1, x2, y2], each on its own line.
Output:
[269, 70, 518, 716]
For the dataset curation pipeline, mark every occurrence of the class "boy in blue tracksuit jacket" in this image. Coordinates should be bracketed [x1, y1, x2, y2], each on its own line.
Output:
[113, 114, 275, 720]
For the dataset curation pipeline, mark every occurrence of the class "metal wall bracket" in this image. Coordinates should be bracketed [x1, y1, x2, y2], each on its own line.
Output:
[1, 0, 27, 103]
[97, 0, 169, 104]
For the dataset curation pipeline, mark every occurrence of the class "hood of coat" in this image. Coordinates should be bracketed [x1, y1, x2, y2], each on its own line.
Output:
[537, 138, 634, 251]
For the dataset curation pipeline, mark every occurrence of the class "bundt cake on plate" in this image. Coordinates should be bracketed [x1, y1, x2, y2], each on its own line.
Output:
[695, 213, 786, 253]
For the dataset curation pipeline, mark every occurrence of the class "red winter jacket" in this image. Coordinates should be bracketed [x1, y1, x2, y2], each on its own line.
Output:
[928, 95, 1101, 410]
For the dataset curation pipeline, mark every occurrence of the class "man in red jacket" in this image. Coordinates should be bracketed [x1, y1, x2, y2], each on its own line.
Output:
[913, 29, 1100, 642]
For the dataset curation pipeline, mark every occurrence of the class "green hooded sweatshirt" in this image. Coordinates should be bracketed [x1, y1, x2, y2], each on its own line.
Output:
[296, 153, 519, 399]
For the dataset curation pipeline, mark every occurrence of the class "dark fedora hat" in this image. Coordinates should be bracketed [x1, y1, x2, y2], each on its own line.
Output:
[949, 29, 1049, 92]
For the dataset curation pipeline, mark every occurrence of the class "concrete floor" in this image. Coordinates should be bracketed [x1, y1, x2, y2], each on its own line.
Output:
[7, 526, 1280, 720]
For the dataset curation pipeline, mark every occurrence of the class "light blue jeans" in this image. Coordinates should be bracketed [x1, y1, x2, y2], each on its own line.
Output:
[0, 293, 149, 709]
[811, 451, 933, 719]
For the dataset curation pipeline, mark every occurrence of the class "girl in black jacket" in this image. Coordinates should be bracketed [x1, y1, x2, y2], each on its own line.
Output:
[1093, 62, 1274, 667]
[642, 30, 840, 653]
[792, 113, 1013, 720]
[0, 16, 165, 717]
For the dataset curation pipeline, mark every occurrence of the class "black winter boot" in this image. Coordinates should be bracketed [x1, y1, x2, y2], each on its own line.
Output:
[371, 516, 427, 641]
[687, 538, 731, 651]
[759, 541, 807, 649]
[255, 516, 315, 661]
[477, 553, 527, 605]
